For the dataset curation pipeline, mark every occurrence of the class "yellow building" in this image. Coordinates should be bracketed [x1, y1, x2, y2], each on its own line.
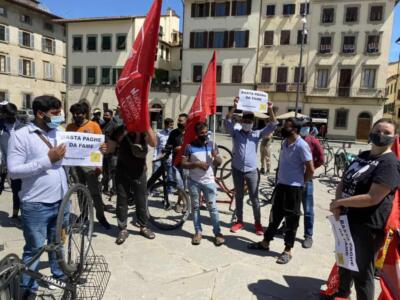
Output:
[384, 60, 400, 122]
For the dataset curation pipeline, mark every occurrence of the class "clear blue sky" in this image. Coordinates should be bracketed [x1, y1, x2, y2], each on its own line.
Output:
[42, 0, 400, 62]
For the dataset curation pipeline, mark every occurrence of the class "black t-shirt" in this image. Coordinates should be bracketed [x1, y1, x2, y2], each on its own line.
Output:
[101, 120, 117, 142]
[110, 125, 147, 179]
[342, 151, 400, 229]
[166, 128, 184, 160]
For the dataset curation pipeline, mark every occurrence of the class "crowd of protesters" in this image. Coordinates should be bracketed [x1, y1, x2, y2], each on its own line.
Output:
[0, 95, 399, 300]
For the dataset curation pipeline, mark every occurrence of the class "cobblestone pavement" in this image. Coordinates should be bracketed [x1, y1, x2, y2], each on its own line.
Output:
[0, 135, 378, 300]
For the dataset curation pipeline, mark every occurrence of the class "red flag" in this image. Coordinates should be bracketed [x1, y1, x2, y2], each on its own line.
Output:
[174, 51, 217, 165]
[320, 264, 340, 297]
[115, 0, 162, 132]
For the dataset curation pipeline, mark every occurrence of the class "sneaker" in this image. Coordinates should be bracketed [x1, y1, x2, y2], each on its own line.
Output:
[214, 234, 225, 247]
[260, 168, 265, 175]
[302, 236, 313, 249]
[230, 221, 244, 233]
[254, 223, 264, 236]
[191, 233, 202, 245]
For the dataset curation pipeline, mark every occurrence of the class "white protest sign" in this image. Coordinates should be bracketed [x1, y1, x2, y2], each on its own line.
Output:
[237, 89, 269, 113]
[56, 132, 105, 167]
[327, 215, 359, 272]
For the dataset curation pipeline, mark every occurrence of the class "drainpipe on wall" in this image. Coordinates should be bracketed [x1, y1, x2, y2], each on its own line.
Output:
[179, 0, 185, 114]
[253, 0, 263, 91]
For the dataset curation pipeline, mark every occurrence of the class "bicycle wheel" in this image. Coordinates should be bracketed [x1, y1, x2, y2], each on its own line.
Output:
[56, 184, 94, 276]
[214, 145, 232, 180]
[220, 159, 234, 192]
[334, 152, 346, 178]
[147, 181, 190, 230]
[324, 146, 334, 167]
[0, 254, 21, 300]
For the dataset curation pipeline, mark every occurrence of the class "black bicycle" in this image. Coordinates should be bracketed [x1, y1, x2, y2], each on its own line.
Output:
[0, 184, 104, 300]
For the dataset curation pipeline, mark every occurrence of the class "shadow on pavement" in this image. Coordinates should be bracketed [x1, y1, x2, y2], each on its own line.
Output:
[248, 275, 325, 300]
[0, 211, 22, 230]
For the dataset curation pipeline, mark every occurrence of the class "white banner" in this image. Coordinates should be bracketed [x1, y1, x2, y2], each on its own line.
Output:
[328, 215, 359, 272]
[56, 132, 104, 167]
[237, 89, 269, 113]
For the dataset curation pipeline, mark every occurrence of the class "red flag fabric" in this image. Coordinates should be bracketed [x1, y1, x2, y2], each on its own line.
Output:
[174, 51, 217, 166]
[320, 264, 340, 296]
[115, 0, 162, 132]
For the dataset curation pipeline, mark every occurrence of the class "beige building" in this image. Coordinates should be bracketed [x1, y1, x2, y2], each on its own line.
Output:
[61, 8, 182, 128]
[384, 60, 400, 122]
[182, 0, 397, 140]
[0, 0, 66, 110]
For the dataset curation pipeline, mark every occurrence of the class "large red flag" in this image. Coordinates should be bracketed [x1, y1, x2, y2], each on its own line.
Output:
[115, 0, 162, 132]
[174, 51, 217, 165]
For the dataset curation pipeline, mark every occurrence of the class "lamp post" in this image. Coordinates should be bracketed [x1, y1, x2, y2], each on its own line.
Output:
[295, 1, 308, 118]
[395, 37, 400, 117]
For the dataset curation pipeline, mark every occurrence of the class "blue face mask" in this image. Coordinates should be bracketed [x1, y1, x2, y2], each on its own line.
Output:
[46, 115, 64, 129]
[300, 126, 310, 137]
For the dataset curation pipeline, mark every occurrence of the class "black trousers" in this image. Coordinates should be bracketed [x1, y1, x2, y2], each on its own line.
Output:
[11, 179, 21, 212]
[115, 170, 148, 230]
[337, 223, 384, 300]
[264, 184, 303, 248]
[102, 155, 116, 192]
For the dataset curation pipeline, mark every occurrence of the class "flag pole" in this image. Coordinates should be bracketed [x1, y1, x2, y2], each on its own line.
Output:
[213, 114, 217, 149]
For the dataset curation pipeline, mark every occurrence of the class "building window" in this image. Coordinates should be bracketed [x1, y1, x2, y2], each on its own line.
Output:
[22, 93, 32, 109]
[266, 4, 275, 16]
[42, 37, 55, 54]
[283, 4, 295, 16]
[101, 35, 112, 51]
[370, 5, 383, 22]
[190, 31, 208, 48]
[112, 68, 123, 84]
[0, 6, 7, 17]
[213, 31, 225, 48]
[193, 65, 203, 82]
[294, 67, 305, 83]
[261, 67, 271, 83]
[300, 3, 310, 15]
[235, 1, 249, 16]
[61, 66, 66, 83]
[101, 67, 111, 85]
[43, 22, 54, 32]
[19, 58, 35, 77]
[276, 67, 288, 92]
[166, 48, 170, 61]
[43, 61, 54, 80]
[0, 25, 9, 43]
[216, 65, 222, 83]
[297, 30, 307, 45]
[87, 67, 97, 85]
[264, 31, 274, 46]
[192, 2, 210, 18]
[20, 14, 32, 25]
[72, 67, 82, 84]
[342, 36, 356, 53]
[280, 30, 290, 45]
[231, 65, 243, 83]
[160, 45, 164, 59]
[366, 35, 380, 54]
[19, 31, 34, 48]
[0, 91, 8, 102]
[322, 8, 335, 24]
[316, 69, 329, 88]
[172, 32, 178, 43]
[335, 109, 349, 129]
[398, 90, 400, 100]
[0, 54, 10, 73]
[319, 36, 332, 54]
[361, 68, 376, 89]
[345, 7, 358, 23]
[233, 31, 248, 48]
[213, 2, 229, 17]
[87, 35, 97, 51]
[116, 34, 127, 51]
[73, 36, 82, 51]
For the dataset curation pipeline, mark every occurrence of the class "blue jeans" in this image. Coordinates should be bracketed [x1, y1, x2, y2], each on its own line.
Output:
[302, 180, 314, 237]
[232, 168, 261, 223]
[20, 201, 67, 292]
[188, 179, 221, 236]
[172, 166, 186, 190]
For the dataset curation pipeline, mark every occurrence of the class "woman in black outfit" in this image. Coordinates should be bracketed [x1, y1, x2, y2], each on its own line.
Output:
[330, 119, 400, 300]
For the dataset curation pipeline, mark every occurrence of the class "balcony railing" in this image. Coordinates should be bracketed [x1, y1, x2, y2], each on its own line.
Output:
[150, 82, 180, 93]
[257, 83, 306, 93]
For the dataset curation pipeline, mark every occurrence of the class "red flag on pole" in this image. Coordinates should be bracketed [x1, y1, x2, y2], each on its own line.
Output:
[174, 51, 217, 166]
[115, 0, 162, 132]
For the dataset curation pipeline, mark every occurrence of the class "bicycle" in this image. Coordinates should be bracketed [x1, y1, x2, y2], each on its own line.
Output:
[0, 184, 110, 300]
[333, 142, 358, 178]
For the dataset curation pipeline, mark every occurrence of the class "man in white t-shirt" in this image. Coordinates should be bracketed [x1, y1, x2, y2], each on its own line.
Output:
[182, 122, 224, 247]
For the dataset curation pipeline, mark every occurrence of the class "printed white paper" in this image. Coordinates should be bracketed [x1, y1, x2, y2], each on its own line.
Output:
[237, 89, 269, 113]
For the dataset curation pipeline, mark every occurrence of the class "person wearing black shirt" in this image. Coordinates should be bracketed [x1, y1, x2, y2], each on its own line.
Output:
[101, 109, 118, 194]
[107, 125, 157, 244]
[330, 119, 400, 300]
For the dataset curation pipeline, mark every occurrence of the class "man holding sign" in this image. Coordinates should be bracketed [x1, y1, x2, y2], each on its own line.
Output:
[224, 96, 277, 235]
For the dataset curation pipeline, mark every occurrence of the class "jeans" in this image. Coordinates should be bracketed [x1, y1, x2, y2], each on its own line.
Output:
[20, 201, 67, 292]
[232, 168, 261, 223]
[115, 170, 148, 229]
[301, 180, 314, 237]
[172, 166, 186, 190]
[11, 179, 22, 213]
[188, 179, 221, 235]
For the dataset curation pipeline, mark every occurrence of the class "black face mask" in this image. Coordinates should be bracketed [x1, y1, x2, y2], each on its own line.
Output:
[177, 123, 185, 130]
[5, 117, 16, 124]
[281, 127, 294, 138]
[73, 116, 84, 126]
[368, 133, 395, 147]
[198, 135, 207, 142]
[103, 117, 111, 123]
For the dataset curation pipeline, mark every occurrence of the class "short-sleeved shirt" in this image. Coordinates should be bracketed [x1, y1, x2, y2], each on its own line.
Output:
[153, 129, 171, 159]
[342, 151, 400, 229]
[66, 120, 102, 134]
[110, 125, 147, 179]
[166, 128, 184, 160]
[184, 140, 216, 185]
[277, 137, 312, 187]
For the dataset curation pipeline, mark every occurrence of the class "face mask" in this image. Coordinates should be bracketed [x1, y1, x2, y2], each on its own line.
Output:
[300, 127, 310, 137]
[5, 117, 16, 124]
[177, 123, 185, 130]
[281, 127, 294, 138]
[368, 133, 395, 147]
[103, 117, 111, 123]
[73, 116, 84, 126]
[241, 123, 253, 132]
[198, 135, 207, 142]
[45, 115, 64, 129]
